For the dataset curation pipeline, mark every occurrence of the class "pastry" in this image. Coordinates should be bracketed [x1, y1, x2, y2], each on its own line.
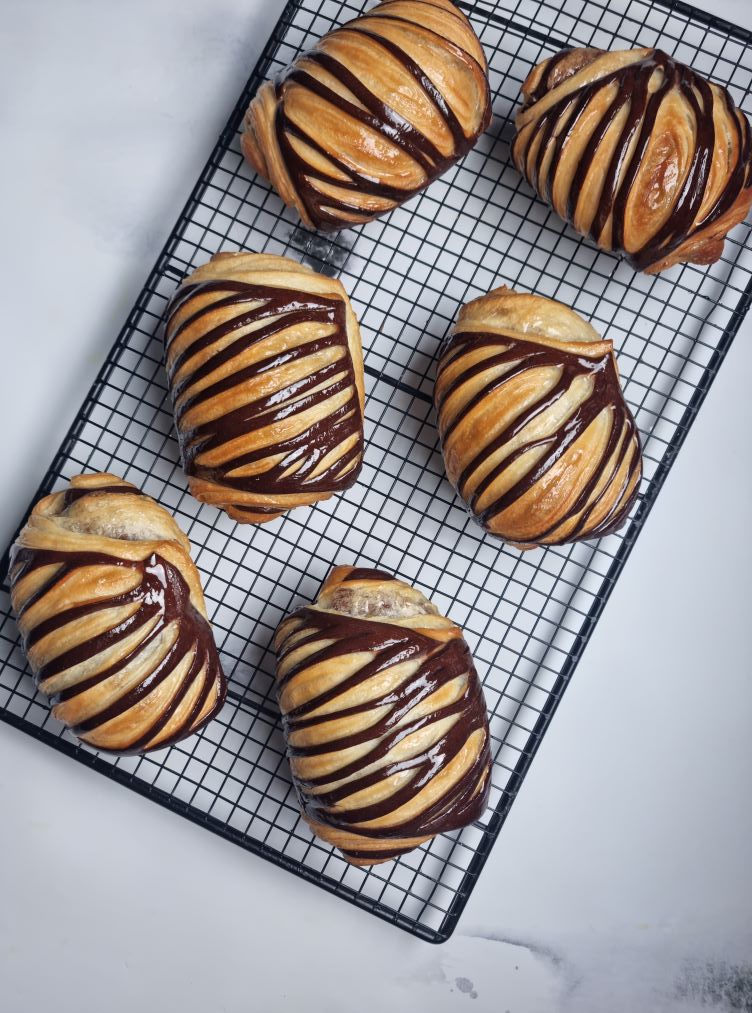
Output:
[274, 566, 492, 865]
[435, 287, 643, 548]
[8, 473, 226, 753]
[242, 0, 491, 231]
[512, 47, 752, 273]
[164, 252, 366, 523]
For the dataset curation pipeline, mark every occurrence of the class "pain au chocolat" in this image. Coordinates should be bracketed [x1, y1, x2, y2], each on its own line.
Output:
[435, 287, 643, 549]
[8, 474, 226, 753]
[164, 252, 365, 523]
[512, 47, 752, 274]
[274, 566, 492, 865]
[241, 0, 491, 231]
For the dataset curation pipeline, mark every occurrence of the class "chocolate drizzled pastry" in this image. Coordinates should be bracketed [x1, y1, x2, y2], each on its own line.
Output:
[512, 47, 752, 274]
[242, 0, 491, 231]
[274, 566, 492, 865]
[435, 287, 643, 549]
[164, 252, 366, 524]
[8, 473, 226, 754]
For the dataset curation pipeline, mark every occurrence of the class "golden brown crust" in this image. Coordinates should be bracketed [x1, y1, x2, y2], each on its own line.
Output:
[434, 287, 643, 549]
[512, 47, 752, 273]
[164, 252, 366, 524]
[242, 0, 491, 231]
[273, 565, 491, 865]
[9, 474, 226, 753]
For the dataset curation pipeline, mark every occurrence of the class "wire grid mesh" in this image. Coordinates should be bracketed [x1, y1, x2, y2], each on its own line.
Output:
[2, 0, 752, 943]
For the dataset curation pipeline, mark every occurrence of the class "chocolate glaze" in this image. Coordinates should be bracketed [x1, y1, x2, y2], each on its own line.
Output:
[436, 330, 642, 544]
[276, 595, 491, 861]
[269, 3, 492, 231]
[529, 47, 577, 102]
[62, 485, 147, 509]
[9, 544, 226, 754]
[514, 49, 752, 271]
[231, 504, 289, 519]
[165, 279, 364, 509]
[340, 567, 396, 583]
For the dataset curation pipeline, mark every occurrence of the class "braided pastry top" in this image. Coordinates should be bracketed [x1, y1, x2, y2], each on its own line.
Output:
[242, 0, 491, 231]
[512, 47, 752, 273]
[165, 252, 365, 523]
[274, 566, 491, 865]
[435, 287, 643, 549]
[9, 474, 226, 754]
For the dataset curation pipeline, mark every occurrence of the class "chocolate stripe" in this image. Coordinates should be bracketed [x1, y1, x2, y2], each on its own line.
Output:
[62, 485, 147, 509]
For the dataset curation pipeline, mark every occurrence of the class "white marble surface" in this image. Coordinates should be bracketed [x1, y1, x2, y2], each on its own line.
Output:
[1, 2, 751, 1010]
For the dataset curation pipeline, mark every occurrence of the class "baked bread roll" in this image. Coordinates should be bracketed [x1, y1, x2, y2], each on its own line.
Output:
[435, 287, 642, 549]
[165, 252, 365, 523]
[9, 474, 226, 754]
[512, 47, 752, 273]
[274, 566, 491, 865]
[242, 0, 491, 231]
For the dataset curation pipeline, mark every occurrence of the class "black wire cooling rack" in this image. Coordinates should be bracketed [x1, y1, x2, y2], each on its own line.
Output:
[2, 0, 751, 944]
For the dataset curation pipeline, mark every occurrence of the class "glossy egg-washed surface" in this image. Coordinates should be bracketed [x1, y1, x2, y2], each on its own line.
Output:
[241, 0, 491, 230]
[165, 252, 365, 524]
[435, 288, 643, 549]
[8, 474, 226, 754]
[513, 47, 752, 274]
[274, 567, 492, 865]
